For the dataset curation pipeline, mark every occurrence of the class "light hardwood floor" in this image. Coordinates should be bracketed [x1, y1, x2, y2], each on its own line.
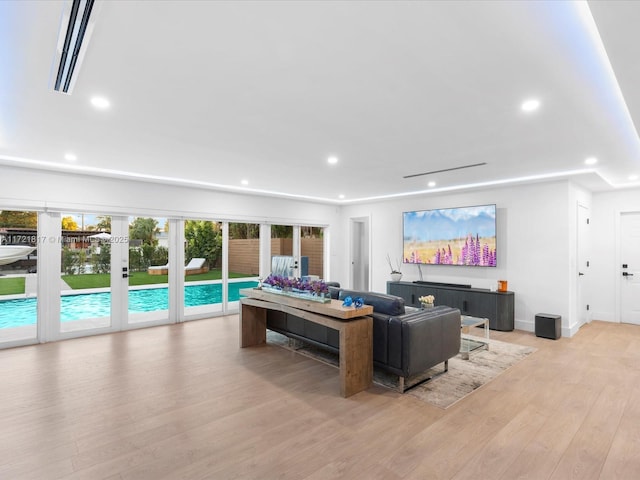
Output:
[1, 318, 639, 479]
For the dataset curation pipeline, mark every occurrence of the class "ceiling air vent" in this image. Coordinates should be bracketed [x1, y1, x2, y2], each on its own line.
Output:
[403, 162, 487, 179]
[52, 0, 96, 94]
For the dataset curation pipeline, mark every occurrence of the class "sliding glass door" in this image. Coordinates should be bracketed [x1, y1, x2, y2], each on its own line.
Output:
[59, 212, 113, 334]
[182, 219, 223, 318]
[227, 222, 260, 309]
[0, 209, 38, 345]
[127, 216, 170, 325]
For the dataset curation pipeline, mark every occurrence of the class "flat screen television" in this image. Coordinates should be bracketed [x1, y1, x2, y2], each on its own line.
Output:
[403, 204, 497, 267]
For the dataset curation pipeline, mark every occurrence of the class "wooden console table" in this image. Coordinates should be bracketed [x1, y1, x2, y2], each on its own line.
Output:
[239, 288, 373, 397]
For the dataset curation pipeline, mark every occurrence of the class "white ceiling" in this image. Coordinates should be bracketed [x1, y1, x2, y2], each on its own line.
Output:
[1, 0, 640, 204]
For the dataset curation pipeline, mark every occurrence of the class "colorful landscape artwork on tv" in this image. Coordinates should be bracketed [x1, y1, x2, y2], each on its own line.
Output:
[403, 204, 497, 267]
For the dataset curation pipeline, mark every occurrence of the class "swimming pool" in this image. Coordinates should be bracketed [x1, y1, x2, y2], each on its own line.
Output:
[0, 280, 257, 329]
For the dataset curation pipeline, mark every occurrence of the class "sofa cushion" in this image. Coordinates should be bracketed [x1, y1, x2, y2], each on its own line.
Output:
[338, 289, 405, 317]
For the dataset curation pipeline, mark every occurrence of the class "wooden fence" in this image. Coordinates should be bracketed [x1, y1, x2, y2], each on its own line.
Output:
[228, 237, 323, 277]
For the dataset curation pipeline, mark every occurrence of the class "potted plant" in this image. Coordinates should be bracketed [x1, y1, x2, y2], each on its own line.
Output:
[387, 254, 403, 282]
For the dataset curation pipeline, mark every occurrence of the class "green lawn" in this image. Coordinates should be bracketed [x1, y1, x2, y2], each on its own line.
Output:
[0, 277, 25, 295]
[62, 269, 252, 290]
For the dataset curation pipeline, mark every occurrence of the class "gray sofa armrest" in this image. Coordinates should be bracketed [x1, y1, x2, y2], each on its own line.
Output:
[387, 306, 461, 377]
[338, 289, 405, 316]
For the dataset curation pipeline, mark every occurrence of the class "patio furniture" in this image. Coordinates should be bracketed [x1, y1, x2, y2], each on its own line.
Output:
[184, 257, 208, 275]
[148, 263, 169, 275]
[147, 258, 208, 276]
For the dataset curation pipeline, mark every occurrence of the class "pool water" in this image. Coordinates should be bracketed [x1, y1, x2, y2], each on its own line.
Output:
[0, 281, 257, 329]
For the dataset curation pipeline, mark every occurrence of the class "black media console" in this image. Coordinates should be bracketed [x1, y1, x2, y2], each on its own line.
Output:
[387, 281, 514, 331]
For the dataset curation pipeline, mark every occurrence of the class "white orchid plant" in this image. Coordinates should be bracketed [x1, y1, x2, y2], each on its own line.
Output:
[418, 295, 435, 305]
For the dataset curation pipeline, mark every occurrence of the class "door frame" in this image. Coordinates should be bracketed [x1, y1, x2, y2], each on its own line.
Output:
[349, 216, 371, 291]
[616, 209, 640, 324]
[576, 203, 589, 327]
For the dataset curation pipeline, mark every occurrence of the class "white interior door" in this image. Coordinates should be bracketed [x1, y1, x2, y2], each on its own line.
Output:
[621, 212, 640, 325]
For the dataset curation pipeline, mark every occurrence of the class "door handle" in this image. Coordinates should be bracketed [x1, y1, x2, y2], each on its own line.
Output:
[578, 272, 584, 276]
[623, 272, 634, 277]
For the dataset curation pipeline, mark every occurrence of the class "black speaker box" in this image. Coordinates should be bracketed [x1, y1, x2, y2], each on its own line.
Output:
[535, 313, 561, 340]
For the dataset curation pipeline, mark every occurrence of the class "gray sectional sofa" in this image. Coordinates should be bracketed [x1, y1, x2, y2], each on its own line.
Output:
[265, 285, 461, 392]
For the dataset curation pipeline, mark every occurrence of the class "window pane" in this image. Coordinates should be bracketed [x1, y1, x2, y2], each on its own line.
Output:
[0, 210, 38, 343]
[184, 219, 222, 317]
[129, 216, 168, 324]
[60, 213, 112, 333]
[271, 225, 293, 254]
[301, 226, 324, 279]
[228, 223, 260, 308]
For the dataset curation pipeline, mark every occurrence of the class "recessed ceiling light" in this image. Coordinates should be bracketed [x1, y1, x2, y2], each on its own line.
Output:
[338, 194, 345, 199]
[241, 179, 249, 186]
[584, 157, 598, 165]
[427, 181, 436, 188]
[629, 174, 638, 181]
[64, 153, 77, 162]
[90, 96, 110, 109]
[327, 156, 339, 165]
[521, 98, 540, 112]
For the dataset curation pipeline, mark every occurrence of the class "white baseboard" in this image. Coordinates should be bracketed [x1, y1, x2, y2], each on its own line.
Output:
[515, 318, 578, 338]
[514, 318, 534, 333]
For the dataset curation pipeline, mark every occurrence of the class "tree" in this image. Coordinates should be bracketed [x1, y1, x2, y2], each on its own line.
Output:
[128, 247, 143, 272]
[62, 247, 76, 275]
[301, 226, 323, 238]
[129, 217, 158, 245]
[152, 246, 168, 266]
[0, 210, 37, 228]
[271, 225, 293, 238]
[91, 244, 111, 274]
[185, 220, 222, 267]
[76, 249, 87, 274]
[140, 244, 156, 269]
[229, 223, 259, 239]
[95, 216, 111, 232]
[61, 216, 79, 230]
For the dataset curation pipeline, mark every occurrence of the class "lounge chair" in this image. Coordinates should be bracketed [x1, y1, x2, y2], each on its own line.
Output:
[184, 257, 208, 275]
[148, 258, 209, 275]
[148, 263, 169, 275]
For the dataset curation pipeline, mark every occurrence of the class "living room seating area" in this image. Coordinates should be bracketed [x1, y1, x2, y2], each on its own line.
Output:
[265, 285, 461, 392]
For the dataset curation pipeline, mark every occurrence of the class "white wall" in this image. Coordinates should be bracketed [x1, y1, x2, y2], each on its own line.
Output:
[590, 188, 640, 322]
[1, 166, 340, 225]
[340, 180, 587, 335]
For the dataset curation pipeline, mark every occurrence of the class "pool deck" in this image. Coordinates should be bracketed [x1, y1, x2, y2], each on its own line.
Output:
[24, 274, 72, 296]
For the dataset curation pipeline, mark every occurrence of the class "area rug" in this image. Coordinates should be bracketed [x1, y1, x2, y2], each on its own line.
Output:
[267, 331, 536, 409]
